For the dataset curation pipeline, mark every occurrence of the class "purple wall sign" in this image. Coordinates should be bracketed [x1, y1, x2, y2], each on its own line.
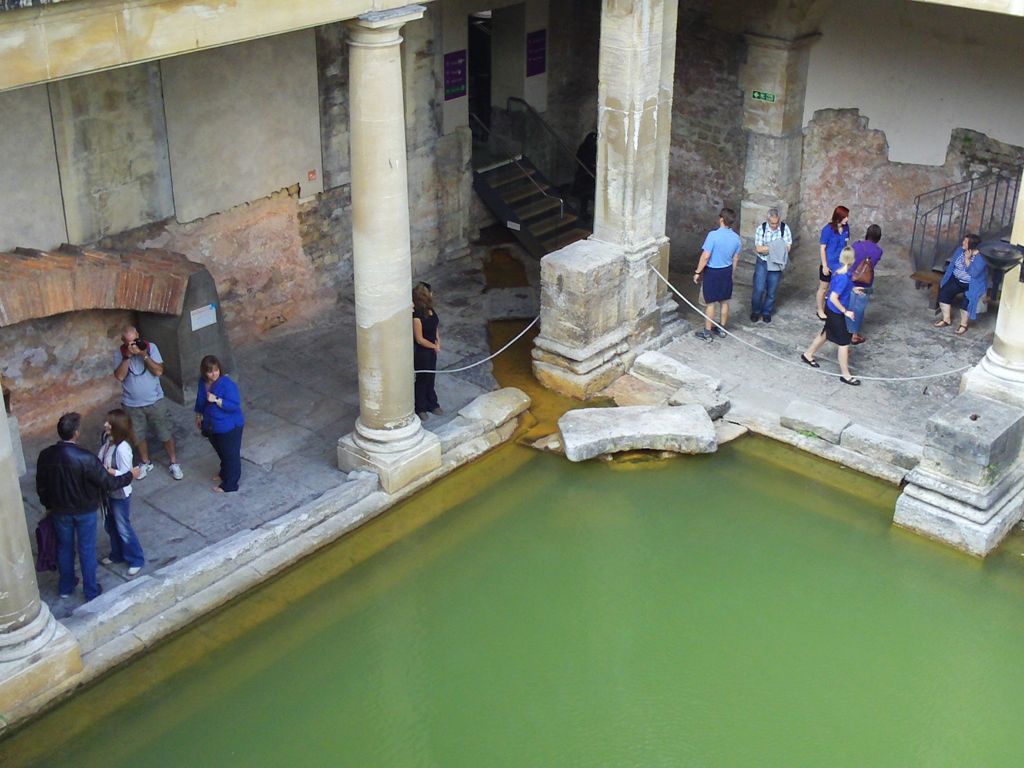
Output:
[444, 50, 467, 101]
[526, 29, 547, 78]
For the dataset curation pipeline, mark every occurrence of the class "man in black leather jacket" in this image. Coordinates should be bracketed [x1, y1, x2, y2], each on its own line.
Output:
[36, 412, 140, 601]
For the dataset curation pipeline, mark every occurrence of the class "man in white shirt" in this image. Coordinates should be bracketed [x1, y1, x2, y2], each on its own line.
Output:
[750, 207, 793, 324]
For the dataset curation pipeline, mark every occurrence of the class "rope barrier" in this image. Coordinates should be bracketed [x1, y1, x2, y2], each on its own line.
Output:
[651, 266, 974, 383]
[414, 315, 540, 375]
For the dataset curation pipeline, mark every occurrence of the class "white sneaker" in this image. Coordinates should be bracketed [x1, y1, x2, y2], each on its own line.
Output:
[169, 463, 184, 481]
[137, 462, 153, 480]
[127, 566, 142, 576]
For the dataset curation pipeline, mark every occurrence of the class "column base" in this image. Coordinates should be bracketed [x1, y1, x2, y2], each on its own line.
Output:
[0, 607, 83, 728]
[894, 475, 1024, 557]
[961, 350, 1024, 410]
[338, 428, 441, 494]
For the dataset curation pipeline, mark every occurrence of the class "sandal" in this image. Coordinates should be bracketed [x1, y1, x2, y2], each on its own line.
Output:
[816, 312, 827, 321]
[800, 354, 820, 368]
[840, 376, 862, 386]
[851, 334, 866, 345]
[933, 319, 950, 328]
[956, 325, 968, 335]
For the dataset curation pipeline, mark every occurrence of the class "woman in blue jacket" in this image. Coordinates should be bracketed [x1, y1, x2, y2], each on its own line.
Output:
[194, 355, 245, 492]
[935, 233, 988, 336]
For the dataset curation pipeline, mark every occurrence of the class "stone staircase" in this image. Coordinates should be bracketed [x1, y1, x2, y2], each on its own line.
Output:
[473, 156, 591, 259]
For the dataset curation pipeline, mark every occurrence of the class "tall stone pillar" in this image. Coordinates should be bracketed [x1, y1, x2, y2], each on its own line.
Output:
[337, 5, 441, 493]
[962, 181, 1024, 409]
[533, 0, 681, 399]
[0, 407, 82, 726]
[738, 34, 816, 243]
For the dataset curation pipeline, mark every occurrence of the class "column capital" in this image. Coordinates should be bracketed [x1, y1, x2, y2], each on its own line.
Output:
[348, 5, 425, 46]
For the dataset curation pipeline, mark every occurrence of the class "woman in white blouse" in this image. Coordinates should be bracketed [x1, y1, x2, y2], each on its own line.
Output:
[98, 409, 145, 576]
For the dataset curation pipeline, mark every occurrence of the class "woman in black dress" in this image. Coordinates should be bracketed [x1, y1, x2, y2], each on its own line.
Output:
[412, 282, 442, 419]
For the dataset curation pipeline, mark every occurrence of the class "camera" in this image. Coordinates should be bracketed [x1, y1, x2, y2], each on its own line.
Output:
[131, 338, 149, 353]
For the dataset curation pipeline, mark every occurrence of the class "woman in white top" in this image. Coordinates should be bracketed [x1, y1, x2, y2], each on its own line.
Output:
[98, 408, 145, 575]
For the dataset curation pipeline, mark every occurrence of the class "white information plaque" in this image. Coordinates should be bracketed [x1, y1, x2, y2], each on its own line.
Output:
[190, 304, 218, 332]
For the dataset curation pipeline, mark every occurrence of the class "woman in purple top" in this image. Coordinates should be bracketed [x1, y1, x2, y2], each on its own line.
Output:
[816, 205, 850, 320]
[802, 245, 861, 385]
[846, 224, 883, 345]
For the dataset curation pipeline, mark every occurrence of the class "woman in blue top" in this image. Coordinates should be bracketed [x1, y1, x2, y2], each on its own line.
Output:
[802, 245, 861, 385]
[816, 205, 850, 320]
[193, 355, 245, 493]
[935, 233, 988, 336]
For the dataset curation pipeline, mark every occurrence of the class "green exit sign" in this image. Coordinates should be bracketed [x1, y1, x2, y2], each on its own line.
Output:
[751, 90, 776, 103]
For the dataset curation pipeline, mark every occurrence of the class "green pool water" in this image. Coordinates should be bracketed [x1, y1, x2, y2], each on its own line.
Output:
[5, 436, 1024, 767]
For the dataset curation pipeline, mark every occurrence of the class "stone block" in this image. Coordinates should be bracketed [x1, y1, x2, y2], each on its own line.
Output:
[715, 421, 748, 445]
[528, 432, 564, 454]
[337, 429, 442, 494]
[920, 393, 1024, 487]
[894, 485, 1024, 558]
[558, 405, 717, 462]
[6, 413, 26, 476]
[157, 527, 278, 602]
[630, 351, 720, 392]
[840, 424, 921, 470]
[457, 387, 531, 428]
[780, 400, 851, 444]
[601, 374, 672, 406]
[432, 415, 490, 454]
[668, 385, 731, 420]
[63, 575, 177, 655]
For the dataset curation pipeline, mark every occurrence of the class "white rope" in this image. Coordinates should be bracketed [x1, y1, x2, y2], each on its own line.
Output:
[414, 316, 540, 374]
[651, 267, 974, 383]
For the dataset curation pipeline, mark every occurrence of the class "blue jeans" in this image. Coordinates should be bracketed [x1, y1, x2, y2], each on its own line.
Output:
[209, 425, 243, 492]
[751, 259, 783, 317]
[845, 286, 873, 333]
[54, 512, 99, 600]
[105, 496, 145, 567]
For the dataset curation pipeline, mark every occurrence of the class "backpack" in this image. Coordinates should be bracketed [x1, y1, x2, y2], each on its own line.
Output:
[760, 221, 787, 238]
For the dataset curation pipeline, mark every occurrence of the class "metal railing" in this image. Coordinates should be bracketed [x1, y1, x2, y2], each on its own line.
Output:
[910, 168, 1021, 273]
[505, 97, 596, 189]
[469, 111, 566, 220]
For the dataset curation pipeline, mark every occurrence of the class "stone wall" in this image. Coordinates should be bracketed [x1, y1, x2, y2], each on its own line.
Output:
[667, 9, 746, 259]
[47, 63, 174, 244]
[0, 16, 474, 438]
[0, 310, 128, 437]
[799, 108, 1024, 261]
[544, 0, 600, 160]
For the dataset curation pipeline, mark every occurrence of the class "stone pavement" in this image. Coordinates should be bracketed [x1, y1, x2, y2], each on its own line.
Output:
[19, 245, 539, 618]
[663, 245, 996, 445]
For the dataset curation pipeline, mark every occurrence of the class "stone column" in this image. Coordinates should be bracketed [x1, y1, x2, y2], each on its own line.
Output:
[0, 406, 82, 726]
[961, 181, 1024, 409]
[337, 5, 441, 493]
[533, 0, 681, 399]
[738, 34, 816, 244]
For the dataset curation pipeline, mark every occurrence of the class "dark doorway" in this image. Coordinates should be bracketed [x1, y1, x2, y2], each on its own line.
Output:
[468, 12, 492, 150]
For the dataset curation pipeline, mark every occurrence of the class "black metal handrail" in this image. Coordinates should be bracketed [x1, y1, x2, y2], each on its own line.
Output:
[910, 167, 1021, 273]
[505, 97, 596, 182]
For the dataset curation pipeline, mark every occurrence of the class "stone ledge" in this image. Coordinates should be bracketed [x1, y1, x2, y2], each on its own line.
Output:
[630, 351, 721, 392]
[727, 408, 908, 486]
[780, 399, 851, 444]
[840, 424, 921, 470]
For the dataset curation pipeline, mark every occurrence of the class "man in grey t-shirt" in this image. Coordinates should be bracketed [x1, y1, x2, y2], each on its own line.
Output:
[113, 325, 183, 480]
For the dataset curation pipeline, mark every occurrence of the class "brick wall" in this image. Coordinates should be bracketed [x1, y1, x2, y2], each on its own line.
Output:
[799, 108, 1024, 260]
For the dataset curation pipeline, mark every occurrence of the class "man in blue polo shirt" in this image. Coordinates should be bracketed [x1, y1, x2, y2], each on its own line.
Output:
[693, 207, 742, 340]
